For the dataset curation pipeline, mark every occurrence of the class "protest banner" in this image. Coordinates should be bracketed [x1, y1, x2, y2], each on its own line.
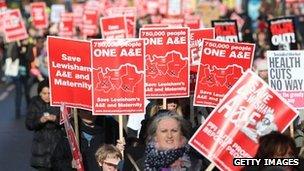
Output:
[91, 39, 145, 115]
[82, 5, 99, 37]
[140, 27, 189, 98]
[60, 105, 84, 171]
[190, 70, 299, 171]
[100, 16, 127, 39]
[2, 9, 28, 43]
[190, 28, 215, 94]
[267, 50, 304, 109]
[105, 7, 136, 38]
[184, 15, 200, 29]
[59, 12, 74, 38]
[167, 0, 183, 16]
[30, 2, 48, 29]
[48, 36, 91, 110]
[268, 17, 298, 50]
[194, 39, 254, 107]
[51, 4, 65, 23]
[0, 0, 6, 13]
[212, 20, 239, 42]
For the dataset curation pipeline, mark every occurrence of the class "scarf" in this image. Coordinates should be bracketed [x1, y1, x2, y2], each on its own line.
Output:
[144, 142, 191, 171]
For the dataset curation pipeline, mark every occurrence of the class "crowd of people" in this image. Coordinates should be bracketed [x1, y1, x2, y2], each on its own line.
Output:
[0, 0, 304, 171]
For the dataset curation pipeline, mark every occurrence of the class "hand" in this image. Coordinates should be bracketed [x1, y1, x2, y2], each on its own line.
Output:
[116, 138, 126, 153]
[40, 115, 48, 123]
[46, 114, 57, 122]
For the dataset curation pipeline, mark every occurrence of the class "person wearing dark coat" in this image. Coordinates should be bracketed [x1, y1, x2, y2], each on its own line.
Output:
[25, 80, 62, 171]
[51, 109, 121, 171]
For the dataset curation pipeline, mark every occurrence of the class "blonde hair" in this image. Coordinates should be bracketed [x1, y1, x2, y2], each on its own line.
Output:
[95, 144, 122, 163]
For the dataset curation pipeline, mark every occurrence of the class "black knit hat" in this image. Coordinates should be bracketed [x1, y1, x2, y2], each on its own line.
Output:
[37, 79, 49, 94]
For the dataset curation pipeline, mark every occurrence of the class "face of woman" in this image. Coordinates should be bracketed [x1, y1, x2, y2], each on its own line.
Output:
[40, 87, 50, 103]
[155, 118, 182, 150]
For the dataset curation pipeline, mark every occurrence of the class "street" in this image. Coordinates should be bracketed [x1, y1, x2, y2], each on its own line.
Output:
[0, 82, 34, 170]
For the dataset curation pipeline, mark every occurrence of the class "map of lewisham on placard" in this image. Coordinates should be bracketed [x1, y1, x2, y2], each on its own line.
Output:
[200, 64, 243, 89]
[146, 50, 188, 78]
[95, 64, 143, 93]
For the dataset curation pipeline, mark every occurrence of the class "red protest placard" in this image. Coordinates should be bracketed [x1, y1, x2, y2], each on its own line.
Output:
[189, 70, 298, 171]
[194, 39, 254, 107]
[48, 36, 91, 110]
[72, 4, 84, 30]
[100, 16, 127, 39]
[190, 28, 214, 94]
[30, 2, 48, 29]
[105, 7, 136, 38]
[91, 39, 145, 115]
[59, 13, 74, 38]
[3, 9, 28, 43]
[142, 24, 169, 28]
[82, 6, 99, 37]
[140, 27, 189, 98]
[212, 20, 239, 42]
[161, 17, 184, 27]
[184, 15, 201, 29]
[61, 105, 84, 171]
[268, 17, 298, 50]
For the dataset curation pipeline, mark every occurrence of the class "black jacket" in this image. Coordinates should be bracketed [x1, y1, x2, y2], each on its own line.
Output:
[51, 116, 120, 171]
[25, 96, 62, 168]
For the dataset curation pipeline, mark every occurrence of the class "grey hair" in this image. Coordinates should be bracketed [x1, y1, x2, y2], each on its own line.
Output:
[146, 110, 191, 143]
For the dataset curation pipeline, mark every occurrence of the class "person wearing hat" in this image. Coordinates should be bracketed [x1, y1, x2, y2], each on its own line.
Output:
[95, 144, 123, 171]
[25, 79, 62, 170]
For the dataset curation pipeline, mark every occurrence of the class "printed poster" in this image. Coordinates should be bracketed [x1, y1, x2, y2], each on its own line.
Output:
[194, 39, 254, 107]
[48, 36, 91, 110]
[267, 50, 304, 108]
[268, 17, 298, 50]
[50, 4, 65, 23]
[59, 13, 74, 38]
[167, 0, 183, 16]
[212, 20, 239, 42]
[190, 70, 298, 171]
[30, 2, 48, 29]
[91, 39, 145, 115]
[2, 9, 28, 42]
[100, 16, 127, 39]
[140, 27, 189, 98]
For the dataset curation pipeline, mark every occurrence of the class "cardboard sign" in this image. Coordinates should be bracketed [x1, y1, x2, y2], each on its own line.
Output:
[194, 39, 254, 107]
[82, 6, 99, 36]
[30, 2, 48, 29]
[212, 20, 239, 42]
[105, 7, 136, 38]
[190, 70, 298, 171]
[100, 16, 127, 39]
[184, 15, 201, 29]
[2, 9, 28, 43]
[51, 4, 65, 23]
[59, 13, 74, 38]
[140, 27, 189, 98]
[60, 105, 84, 171]
[190, 28, 215, 94]
[267, 50, 304, 109]
[48, 37, 91, 110]
[268, 17, 298, 50]
[167, 0, 183, 16]
[91, 39, 145, 115]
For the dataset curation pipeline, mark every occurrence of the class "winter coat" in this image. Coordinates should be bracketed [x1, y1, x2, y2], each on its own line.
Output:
[25, 96, 62, 168]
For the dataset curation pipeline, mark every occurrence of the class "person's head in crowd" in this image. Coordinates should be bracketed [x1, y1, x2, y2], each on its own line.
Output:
[95, 144, 122, 171]
[78, 109, 96, 128]
[150, 99, 183, 117]
[147, 110, 190, 148]
[255, 131, 297, 158]
[37, 79, 50, 103]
